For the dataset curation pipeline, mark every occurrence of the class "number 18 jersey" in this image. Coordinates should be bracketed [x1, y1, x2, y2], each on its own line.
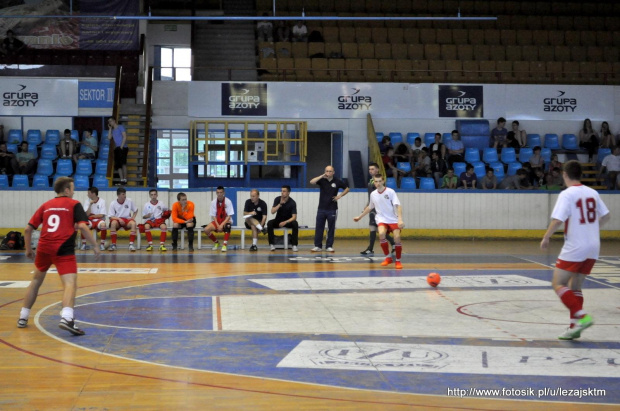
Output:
[28, 196, 89, 256]
[551, 184, 609, 262]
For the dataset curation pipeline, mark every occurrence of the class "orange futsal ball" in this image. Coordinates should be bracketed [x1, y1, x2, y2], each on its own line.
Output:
[427, 272, 441, 287]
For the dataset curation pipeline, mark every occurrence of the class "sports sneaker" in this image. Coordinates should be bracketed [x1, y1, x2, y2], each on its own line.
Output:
[310, 246, 322, 252]
[80, 244, 89, 251]
[59, 318, 85, 336]
[17, 318, 28, 328]
[221, 245, 227, 252]
[159, 245, 167, 252]
[99, 244, 106, 251]
[249, 244, 258, 252]
[171, 243, 177, 251]
[380, 257, 394, 266]
[270, 244, 276, 251]
[188, 246, 194, 252]
[129, 244, 136, 252]
[212, 243, 220, 251]
[558, 327, 581, 341]
[261, 227, 268, 235]
[146, 245, 153, 251]
[395, 261, 403, 269]
[360, 249, 374, 255]
[292, 245, 298, 252]
[109, 244, 117, 251]
[570, 314, 594, 338]
[326, 247, 334, 252]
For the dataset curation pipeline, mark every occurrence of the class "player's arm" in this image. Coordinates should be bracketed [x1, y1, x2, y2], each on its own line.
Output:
[24, 224, 35, 259]
[271, 198, 280, 214]
[395, 204, 405, 228]
[354, 206, 372, 222]
[309, 174, 325, 185]
[120, 128, 127, 148]
[600, 212, 611, 227]
[540, 218, 563, 249]
[334, 186, 350, 201]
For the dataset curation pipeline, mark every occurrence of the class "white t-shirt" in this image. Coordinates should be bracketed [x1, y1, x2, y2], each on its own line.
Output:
[601, 154, 620, 172]
[143, 200, 167, 220]
[210, 197, 235, 219]
[84, 197, 107, 219]
[109, 198, 138, 219]
[551, 184, 609, 262]
[368, 186, 401, 224]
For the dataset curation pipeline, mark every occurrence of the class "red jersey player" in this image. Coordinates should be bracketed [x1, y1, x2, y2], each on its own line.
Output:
[541, 160, 610, 340]
[204, 186, 234, 252]
[18, 177, 100, 335]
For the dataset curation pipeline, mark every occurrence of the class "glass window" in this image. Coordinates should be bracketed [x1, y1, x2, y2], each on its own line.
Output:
[158, 47, 192, 81]
[157, 130, 189, 189]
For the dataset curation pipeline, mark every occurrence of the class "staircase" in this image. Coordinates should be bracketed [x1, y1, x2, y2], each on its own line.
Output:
[581, 162, 606, 190]
[116, 102, 148, 187]
[192, 0, 257, 81]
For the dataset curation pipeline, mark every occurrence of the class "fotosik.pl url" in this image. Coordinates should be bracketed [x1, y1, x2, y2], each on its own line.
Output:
[447, 387, 606, 399]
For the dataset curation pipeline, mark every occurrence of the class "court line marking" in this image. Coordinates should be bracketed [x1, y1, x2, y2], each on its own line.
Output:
[521, 257, 620, 291]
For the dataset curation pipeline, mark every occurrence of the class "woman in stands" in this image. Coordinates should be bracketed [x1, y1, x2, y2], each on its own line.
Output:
[578, 118, 599, 162]
[599, 121, 615, 149]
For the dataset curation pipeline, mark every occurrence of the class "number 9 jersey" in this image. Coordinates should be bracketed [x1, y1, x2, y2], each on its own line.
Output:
[28, 196, 89, 256]
[551, 184, 610, 262]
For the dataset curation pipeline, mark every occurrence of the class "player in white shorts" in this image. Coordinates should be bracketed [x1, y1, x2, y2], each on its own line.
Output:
[354, 173, 405, 269]
[541, 160, 610, 340]
[81, 186, 107, 251]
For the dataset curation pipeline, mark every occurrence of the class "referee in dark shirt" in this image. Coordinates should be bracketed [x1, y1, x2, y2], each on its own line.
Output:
[310, 165, 349, 252]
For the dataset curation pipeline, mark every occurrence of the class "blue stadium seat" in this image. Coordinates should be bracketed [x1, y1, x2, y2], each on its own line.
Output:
[75, 159, 93, 176]
[541, 148, 552, 163]
[55, 159, 73, 178]
[400, 177, 417, 189]
[419, 177, 436, 189]
[453, 162, 467, 177]
[507, 162, 522, 176]
[490, 162, 505, 183]
[26, 130, 42, 146]
[92, 175, 109, 188]
[442, 133, 452, 145]
[375, 132, 384, 142]
[6, 144, 18, 154]
[397, 162, 411, 173]
[40, 144, 58, 160]
[74, 174, 90, 190]
[98, 145, 110, 159]
[597, 148, 612, 163]
[389, 132, 403, 145]
[407, 132, 421, 146]
[101, 130, 108, 142]
[562, 134, 579, 150]
[464, 148, 480, 163]
[32, 174, 50, 188]
[423, 133, 435, 147]
[45, 130, 61, 145]
[472, 162, 486, 178]
[500, 147, 517, 164]
[8, 129, 22, 144]
[385, 177, 397, 189]
[527, 134, 541, 148]
[456, 119, 490, 136]
[519, 147, 533, 163]
[0, 174, 8, 189]
[544, 134, 560, 149]
[11, 174, 29, 188]
[27, 144, 38, 159]
[95, 159, 108, 175]
[71, 130, 80, 142]
[92, 129, 98, 138]
[482, 147, 499, 163]
[36, 159, 54, 177]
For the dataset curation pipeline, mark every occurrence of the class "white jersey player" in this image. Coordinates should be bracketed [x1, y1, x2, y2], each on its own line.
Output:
[80, 187, 108, 251]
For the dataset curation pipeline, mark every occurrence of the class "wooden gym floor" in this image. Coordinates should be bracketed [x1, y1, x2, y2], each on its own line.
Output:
[0, 239, 619, 410]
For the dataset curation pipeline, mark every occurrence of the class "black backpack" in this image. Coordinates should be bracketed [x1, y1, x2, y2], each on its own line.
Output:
[1, 231, 25, 250]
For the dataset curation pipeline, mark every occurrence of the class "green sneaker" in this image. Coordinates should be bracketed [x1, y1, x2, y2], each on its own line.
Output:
[558, 327, 580, 340]
[573, 314, 594, 335]
[212, 243, 220, 251]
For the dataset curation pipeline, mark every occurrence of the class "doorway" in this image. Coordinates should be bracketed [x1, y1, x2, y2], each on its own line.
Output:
[304, 131, 343, 187]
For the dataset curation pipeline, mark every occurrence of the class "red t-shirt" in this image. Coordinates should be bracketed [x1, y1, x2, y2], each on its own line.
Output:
[28, 196, 89, 256]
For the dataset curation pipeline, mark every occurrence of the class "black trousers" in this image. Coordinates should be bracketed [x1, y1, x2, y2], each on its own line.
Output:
[267, 220, 298, 246]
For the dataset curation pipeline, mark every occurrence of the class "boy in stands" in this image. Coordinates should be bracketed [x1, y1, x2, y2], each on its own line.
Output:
[540, 160, 610, 340]
[108, 187, 138, 251]
[354, 173, 405, 269]
[80, 186, 108, 251]
[142, 188, 169, 251]
[204, 186, 234, 252]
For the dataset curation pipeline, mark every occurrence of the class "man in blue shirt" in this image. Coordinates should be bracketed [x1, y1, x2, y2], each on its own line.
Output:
[107, 117, 128, 185]
[310, 165, 349, 252]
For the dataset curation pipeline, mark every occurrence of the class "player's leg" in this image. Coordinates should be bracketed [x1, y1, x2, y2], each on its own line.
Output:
[109, 219, 120, 250]
[362, 212, 377, 255]
[267, 220, 276, 250]
[553, 266, 591, 340]
[287, 220, 299, 251]
[158, 223, 167, 251]
[221, 223, 231, 252]
[392, 228, 403, 269]
[127, 220, 137, 251]
[97, 220, 107, 250]
[144, 222, 154, 251]
[55, 256, 85, 335]
[325, 210, 337, 251]
[186, 219, 196, 251]
[247, 220, 259, 251]
[204, 222, 219, 249]
[378, 225, 393, 266]
[80, 221, 93, 250]
[17, 263, 48, 328]
[312, 210, 327, 251]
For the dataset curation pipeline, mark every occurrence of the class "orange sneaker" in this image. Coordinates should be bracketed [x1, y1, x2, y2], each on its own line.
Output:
[395, 261, 403, 269]
[380, 257, 393, 266]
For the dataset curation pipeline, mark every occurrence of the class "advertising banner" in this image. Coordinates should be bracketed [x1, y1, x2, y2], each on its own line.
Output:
[1, 78, 78, 116]
[221, 83, 268, 116]
[438, 85, 484, 118]
[78, 80, 115, 109]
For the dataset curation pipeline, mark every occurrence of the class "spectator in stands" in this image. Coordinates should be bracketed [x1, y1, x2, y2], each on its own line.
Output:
[378, 135, 392, 155]
[291, 21, 308, 42]
[73, 128, 98, 163]
[578, 118, 599, 162]
[243, 189, 268, 252]
[410, 137, 426, 160]
[533, 167, 546, 189]
[108, 117, 128, 185]
[530, 146, 545, 170]
[267, 185, 299, 252]
[430, 150, 447, 188]
[393, 142, 412, 165]
[0, 124, 5, 144]
[459, 163, 477, 189]
[441, 167, 457, 189]
[498, 168, 531, 190]
[171, 192, 196, 251]
[0, 142, 15, 175]
[428, 132, 446, 159]
[446, 130, 464, 166]
[413, 147, 430, 178]
[546, 167, 564, 189]
[1, 30, 26, 56]
[599, 121, 615, 149]
[480, 167, 497, 189]
[382, 147, 406, 186]
[256, 13, 273, 42]
[275, 21, 290, 42]
[549, 154, 562, 172]
[506, 131, 521, 151]
[58, 129, 76, 160]
[598, 146, 620, 190]
[511, 120, 527, 147]
[491, 117, 508, 149]
[11, 141, 36, 176]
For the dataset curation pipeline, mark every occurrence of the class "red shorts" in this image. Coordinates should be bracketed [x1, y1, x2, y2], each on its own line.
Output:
[35, 252, 77, 275]
[145, 218, 166, 228]
[555, 258, 596, 275]
[88, 218, 106, 230]
[111, 217, 134, 229]
[378, 223, 401, 234]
